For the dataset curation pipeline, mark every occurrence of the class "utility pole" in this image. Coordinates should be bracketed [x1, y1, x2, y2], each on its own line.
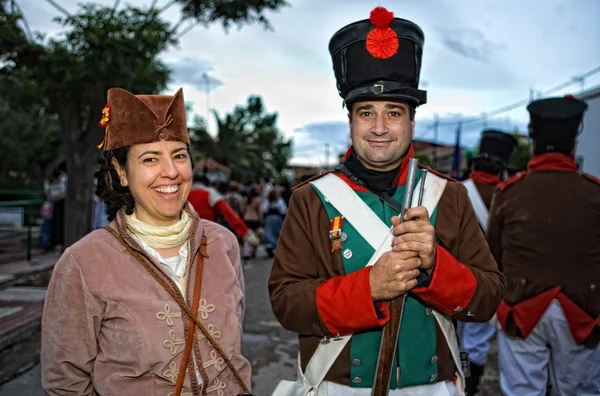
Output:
[572, 76, 585, 93]
[529, 87, 535, 102]
[202, 72, 210, 116]
[433, 113, 439, 170]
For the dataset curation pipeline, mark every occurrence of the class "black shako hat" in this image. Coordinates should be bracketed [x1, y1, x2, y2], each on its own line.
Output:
[328, 6, 427, 108]
[477, 130, 518, 165]
[527, 95, 588, 154]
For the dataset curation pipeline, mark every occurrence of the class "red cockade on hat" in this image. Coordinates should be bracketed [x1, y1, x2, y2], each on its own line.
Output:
[366, 6, 398, 59]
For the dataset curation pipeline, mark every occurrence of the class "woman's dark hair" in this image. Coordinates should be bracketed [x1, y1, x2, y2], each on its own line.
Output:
[95, 147, 134, 222]
[267, 189, 278, 203]
[95, 144, 194, 222]
[246, 187, 259, 206]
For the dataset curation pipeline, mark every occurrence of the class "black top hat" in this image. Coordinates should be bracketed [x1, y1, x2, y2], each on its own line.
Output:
[477, 130, 518, 164]
[329, 7, 427, 107]
[527, 96, 588, 154]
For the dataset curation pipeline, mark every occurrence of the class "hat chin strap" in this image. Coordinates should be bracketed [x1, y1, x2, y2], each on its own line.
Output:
[343, 81, 427, 106]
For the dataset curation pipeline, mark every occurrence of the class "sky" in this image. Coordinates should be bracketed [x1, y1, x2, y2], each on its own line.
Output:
[17, 0, 600, 166]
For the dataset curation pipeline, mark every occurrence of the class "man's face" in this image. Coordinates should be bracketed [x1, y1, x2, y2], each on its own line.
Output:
[349, 100, 415, 171]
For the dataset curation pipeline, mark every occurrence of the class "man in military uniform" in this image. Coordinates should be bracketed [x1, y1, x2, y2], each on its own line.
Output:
[487, 96, 600, 396]
[268, 6, 505, 395]
[459, 130, 517, 395]
[465, 130, 517, 209]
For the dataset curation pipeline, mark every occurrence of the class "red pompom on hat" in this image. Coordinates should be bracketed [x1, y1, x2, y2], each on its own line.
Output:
[366, 6, 398, 59]
[370, 6, 395, 28]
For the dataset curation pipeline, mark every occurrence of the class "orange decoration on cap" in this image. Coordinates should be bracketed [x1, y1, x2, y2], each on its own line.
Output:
[97, 104, 111, 149]
[99, 105, 111, 127]
[564, 94, 575, 99]
[366, 6, 398, 59]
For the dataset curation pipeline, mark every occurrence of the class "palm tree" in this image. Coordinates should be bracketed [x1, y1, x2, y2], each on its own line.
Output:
[189, 96, 292, 181]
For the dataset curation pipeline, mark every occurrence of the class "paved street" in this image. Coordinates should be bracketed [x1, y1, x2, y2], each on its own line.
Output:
[0, 254, 502, 395]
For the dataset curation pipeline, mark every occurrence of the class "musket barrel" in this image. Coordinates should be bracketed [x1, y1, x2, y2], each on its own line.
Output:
[372, 158, 420, 396]
[400, 158, 420, 222]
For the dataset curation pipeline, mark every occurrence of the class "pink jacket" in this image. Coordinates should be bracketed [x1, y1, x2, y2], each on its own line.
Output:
[41, 205, 251, 395]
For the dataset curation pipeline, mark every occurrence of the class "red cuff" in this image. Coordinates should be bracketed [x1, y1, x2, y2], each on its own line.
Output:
[316, 267, 390, 334]
[412, 244, 477, 316]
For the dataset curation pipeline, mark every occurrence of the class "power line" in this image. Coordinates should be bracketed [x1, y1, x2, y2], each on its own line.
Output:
[415, 64, 600, 138]
[44, 0, 70, 17]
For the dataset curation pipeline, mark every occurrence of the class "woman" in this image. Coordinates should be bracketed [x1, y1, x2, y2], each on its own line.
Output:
[261, 189, 287, 258]
[242, 187, 262, 259]
[41, 88, 252, 396]
[43, 165, 67, 250]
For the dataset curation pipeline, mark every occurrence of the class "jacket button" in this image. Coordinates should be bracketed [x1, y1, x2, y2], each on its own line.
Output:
[352, 359, 361, 367]
[430, 355, 438, 364]
[429, 373, 438, 382]
[425, 308, 433, 316]
[591, 284, 597, 291]
[352, 377, 362, 384]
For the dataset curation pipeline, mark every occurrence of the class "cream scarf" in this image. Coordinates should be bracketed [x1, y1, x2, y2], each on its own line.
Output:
[126, 210, 192, 249]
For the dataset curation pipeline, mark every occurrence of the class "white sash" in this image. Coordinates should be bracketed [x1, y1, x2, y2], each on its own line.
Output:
[462, 179, 489, 232]
[272, 172, 464, 395]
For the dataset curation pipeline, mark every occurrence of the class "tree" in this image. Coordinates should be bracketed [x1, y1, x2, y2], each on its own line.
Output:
[414, 153, 431, 168]
[189, 95, 292, 181]
[0, 71, 61, 189]
[508, 130, 532, 171]
[0, 0, 287, 246]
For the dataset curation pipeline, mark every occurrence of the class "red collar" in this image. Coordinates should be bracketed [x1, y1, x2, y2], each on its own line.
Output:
[469, 171, 501, 186]
[340, 144, 415, 192]
[527, 153, 578, 172]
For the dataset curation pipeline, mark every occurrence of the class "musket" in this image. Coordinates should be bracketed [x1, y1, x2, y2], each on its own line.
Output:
[372, 160, 427, 396]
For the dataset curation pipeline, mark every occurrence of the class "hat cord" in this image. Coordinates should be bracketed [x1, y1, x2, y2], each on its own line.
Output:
[156, 114, 174, 138]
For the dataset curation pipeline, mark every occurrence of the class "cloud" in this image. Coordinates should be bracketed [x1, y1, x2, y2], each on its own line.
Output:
[292, 121, 350, 158]
[438, 28, 506, 62]
[166, 57, 224, 92]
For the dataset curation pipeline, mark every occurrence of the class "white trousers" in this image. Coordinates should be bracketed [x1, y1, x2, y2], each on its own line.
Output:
[498, 300, 600, 396]
[457, 315, 497, 366]
[317, 380, 458, 396]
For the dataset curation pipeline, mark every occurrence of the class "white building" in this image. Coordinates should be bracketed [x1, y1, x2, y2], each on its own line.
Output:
[577, 85, 600, 177]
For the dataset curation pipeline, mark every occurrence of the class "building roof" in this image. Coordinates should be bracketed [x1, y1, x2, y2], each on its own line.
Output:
[578, 84, 600, 101]
[193, 158, 231, 174]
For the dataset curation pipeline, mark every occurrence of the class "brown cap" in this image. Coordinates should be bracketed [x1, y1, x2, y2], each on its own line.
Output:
[97, 88, 190, 151]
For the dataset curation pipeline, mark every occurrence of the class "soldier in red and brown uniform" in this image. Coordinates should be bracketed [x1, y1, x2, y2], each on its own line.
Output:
[487, 96, 600, 396]
[467, 130, 517, 208]
[269, 5, 506, 396]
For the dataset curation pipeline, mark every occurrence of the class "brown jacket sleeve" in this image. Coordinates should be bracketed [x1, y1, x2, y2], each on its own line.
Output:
[269, 186, 396, 336]
[428, 182, 506, 322]
[41, 250, 103, 395]
[268, 188, 331, 336]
